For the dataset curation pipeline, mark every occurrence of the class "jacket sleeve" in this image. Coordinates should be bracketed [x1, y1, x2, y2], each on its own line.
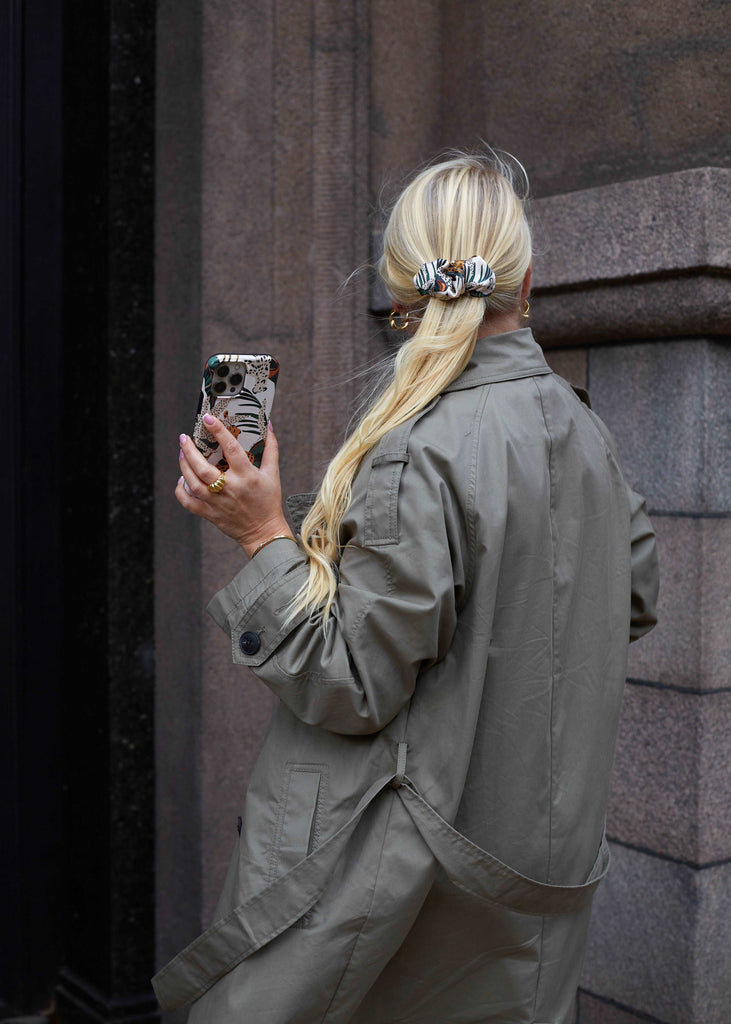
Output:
[583, 404, 659, 643]
[626, 484, 659, 642]
[206, 432, 469, 734]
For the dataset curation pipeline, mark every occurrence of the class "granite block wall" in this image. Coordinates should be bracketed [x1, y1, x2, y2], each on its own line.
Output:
[439, 0, 730, 198]
[581, 847, 731, 1024]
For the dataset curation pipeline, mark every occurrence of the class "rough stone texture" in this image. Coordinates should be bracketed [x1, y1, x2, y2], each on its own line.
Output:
[696, 858, 731, 1023]
[533, 272, 730, 347]
[529, 168, 731, 345]
[698, 692, 731, 865]
[532, 169, 730, 288]
[438, 0, 730, 199]
[543, 346, 587, 390]
[588, 340, 731, 515]
[625, 516, 731, 692]
[310, 0, 371, 472]
[607, 682, 731, 865]
[271, 0, 315, 497]
[581, 844, 731, 1024]
[369, 0, 441, 208]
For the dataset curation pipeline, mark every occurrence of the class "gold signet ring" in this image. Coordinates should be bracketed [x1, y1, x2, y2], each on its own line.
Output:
[207, 472, 226, 494]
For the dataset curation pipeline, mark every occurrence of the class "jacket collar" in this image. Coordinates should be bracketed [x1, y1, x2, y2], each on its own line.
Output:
[443, 328, 551, 391]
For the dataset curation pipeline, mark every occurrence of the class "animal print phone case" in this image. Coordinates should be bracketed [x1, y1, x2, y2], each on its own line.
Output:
[193, 354, 279, 470]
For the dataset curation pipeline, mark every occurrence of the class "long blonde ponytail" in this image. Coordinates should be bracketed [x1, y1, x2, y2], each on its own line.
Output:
[292, 151, 532, 623]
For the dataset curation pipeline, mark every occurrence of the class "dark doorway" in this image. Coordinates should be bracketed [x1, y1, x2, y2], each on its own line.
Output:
[1, 2, 157, 1020]
[1, 0, 65, 1014]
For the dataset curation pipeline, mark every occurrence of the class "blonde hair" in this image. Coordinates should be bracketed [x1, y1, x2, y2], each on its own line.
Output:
[293, 150, 532, 623]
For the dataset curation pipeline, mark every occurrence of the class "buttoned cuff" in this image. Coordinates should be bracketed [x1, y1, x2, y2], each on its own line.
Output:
[206, 539, 312, 667]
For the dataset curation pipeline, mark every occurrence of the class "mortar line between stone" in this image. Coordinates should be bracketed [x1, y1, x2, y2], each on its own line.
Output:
[605, 835, 731, 871]
[646, 509, 730, 519]
[577, 988, 673, 1024]
[626, 676, 731, 696]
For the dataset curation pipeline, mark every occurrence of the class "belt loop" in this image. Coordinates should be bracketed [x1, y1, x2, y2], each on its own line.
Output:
[392, 742, 408, 788]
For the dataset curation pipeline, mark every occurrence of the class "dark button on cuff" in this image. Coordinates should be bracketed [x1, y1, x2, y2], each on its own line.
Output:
[239, 631, 261, 656]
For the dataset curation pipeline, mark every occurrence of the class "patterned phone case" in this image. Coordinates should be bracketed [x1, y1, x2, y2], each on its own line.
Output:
[193, 353, 279, 470]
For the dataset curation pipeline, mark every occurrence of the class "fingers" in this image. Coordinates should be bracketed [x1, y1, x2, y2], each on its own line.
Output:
[201, 414, 253, 473]
[178, 441, 217, 500]
[260, 421, 280, 473]
[174, 473, 214, 519]
[177, 416, 251, 496]
[174, 417, 286, 547]
[178, 430, 216, 480]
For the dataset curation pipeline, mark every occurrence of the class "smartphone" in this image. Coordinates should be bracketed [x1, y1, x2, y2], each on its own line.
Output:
[192, 353, 279, 471]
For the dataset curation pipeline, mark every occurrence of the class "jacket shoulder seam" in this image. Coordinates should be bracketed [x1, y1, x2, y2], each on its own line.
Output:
[531, 375, 557, 884]
[465, 385, 493, 606]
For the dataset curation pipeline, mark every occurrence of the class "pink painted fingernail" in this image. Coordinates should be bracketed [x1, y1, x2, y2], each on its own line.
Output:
[268, 421, 273, 431]
[179, 449, 184, 460]
[179, 433, 187, 444]
[203, 413, 215, 425]
[178, 476, 183, 485]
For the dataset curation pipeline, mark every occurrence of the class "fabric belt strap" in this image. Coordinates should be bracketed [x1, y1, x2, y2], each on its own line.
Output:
[152, 744, 610, 1012]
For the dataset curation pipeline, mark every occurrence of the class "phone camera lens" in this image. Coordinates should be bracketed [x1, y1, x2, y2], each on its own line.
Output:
[216, 365, 229, 377]
[229, 372, 243, 386]
[213, 381, 226, 394]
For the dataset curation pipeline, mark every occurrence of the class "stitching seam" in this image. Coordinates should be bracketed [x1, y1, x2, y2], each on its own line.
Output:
[533, 376, 556, 884]
[320, 793, 397, 1022]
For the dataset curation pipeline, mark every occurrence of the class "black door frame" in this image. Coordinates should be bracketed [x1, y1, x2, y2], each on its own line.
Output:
[1, 3, 158, 1019]
[1, 0, 65, 1014]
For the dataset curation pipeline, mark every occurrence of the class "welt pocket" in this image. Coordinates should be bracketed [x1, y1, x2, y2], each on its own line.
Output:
[268, 763, 327, 886]
[364, 452, 409, 546]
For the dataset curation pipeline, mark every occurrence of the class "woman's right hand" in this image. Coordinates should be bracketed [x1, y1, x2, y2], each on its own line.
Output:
[175, 416, 294, 558]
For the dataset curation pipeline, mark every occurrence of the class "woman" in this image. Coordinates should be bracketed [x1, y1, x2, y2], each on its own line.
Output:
[154, 153, 659, 1023]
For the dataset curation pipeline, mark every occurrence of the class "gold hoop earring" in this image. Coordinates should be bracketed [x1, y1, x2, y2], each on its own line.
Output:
[522, 299, 530, 320]
[389, 309, 410, 331]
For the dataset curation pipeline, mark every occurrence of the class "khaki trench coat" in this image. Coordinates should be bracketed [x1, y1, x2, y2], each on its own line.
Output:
[153, 329, 659, 1024]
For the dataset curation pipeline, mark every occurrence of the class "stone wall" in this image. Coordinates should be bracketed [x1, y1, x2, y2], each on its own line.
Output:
[370, 0, 729, 198]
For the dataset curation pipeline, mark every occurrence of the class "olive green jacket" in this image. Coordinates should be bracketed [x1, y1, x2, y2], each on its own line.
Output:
[153, 329, 659, 1024]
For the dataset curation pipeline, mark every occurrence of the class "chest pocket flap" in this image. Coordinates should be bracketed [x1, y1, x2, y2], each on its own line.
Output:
[363, 399, 438, 547]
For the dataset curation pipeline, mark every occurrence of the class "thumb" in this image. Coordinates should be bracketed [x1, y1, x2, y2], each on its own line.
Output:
[261, 420, 280, 473]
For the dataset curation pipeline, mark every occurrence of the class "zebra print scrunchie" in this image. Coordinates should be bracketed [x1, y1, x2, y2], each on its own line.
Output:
[413, 256, 496, 300]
